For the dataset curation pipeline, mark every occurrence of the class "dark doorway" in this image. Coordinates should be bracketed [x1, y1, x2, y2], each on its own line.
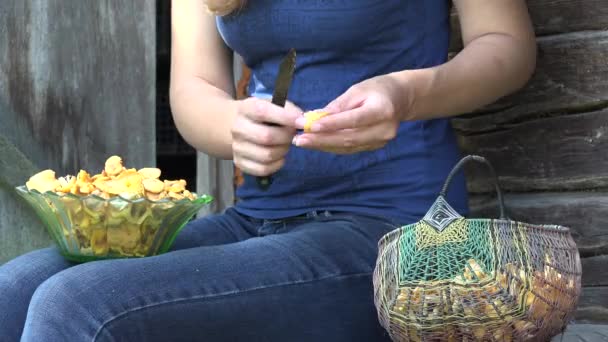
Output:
[156, 0, 197, 189]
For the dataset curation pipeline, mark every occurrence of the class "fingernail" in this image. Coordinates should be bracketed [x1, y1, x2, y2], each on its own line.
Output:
[310, 123, 322, 132]
[295, 117, 306, 129]
[324, 104, 339, 113]
[293, 136, 309, 147]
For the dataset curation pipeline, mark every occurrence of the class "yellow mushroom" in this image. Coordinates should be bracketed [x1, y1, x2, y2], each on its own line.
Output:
[303, 110, 329, 133]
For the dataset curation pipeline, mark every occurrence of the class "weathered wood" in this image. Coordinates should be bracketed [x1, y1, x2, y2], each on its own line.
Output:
[451, 31, 608, 134]
[526, 0, 608, 35]
[469, 192, 608, 257]
[0, 188, 52, 264]
[581, 256, 608, 287]
[0, 132, 38, 189]
[579, 288, 608, 309]
[575, 307, 608, 325]
[0, 0, 156, 176]
[552, 325, 608, 341]
[458, 109, 608, 192]
[575, 236, 608, 259]
[576, 287, 608, 323]
[196, 153, 234, 217]
[449, 0, 608, 51]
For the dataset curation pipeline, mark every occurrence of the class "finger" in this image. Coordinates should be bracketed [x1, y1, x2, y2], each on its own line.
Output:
[285, 100, 303, 114]
[294, 123, 396, 150]
[233, 140, 289, 165]
[302, 106, 380, 133]
[240, 97, 302, 127]
[324, 86, 365, 113]
[294, 128, 361, 150]
[260, 97, 303, 114]
[233, 156, 285, 177]
[233, 117, 296, 146]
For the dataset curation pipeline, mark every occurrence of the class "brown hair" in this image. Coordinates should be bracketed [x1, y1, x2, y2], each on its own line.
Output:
[205, 0, 246, 16]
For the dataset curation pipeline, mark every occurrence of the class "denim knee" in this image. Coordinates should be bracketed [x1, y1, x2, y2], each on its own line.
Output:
[0, 247, 71, 341]
[22, 266, 103, 341]
[0, 276, 31, 341]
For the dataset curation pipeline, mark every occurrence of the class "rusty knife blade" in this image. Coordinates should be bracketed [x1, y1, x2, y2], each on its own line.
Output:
[271, 48, 296, 107]
[257, 48, 296, 190]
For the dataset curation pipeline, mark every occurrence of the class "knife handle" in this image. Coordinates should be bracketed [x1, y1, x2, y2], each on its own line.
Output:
[255, 121, 280, 190]
[256, 175, 273, 190]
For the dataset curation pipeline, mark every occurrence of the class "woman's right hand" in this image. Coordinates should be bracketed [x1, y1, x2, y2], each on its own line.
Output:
[231, 97, 302, 176]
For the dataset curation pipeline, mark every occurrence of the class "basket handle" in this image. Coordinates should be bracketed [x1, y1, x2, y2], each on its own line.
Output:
[440, 155, 507, 219]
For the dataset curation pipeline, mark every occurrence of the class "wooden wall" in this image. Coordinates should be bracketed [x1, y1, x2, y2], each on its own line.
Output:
[0, 0, 156, 263]
[450, 1, 608, 323]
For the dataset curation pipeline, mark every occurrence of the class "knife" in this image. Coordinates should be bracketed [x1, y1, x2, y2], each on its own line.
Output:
[256, 48, 297, 190]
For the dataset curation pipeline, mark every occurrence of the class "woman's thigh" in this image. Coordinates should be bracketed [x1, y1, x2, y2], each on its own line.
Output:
[22, 213, 397, 342]
[169, 207, 256, 250]
[0, 247, 72, 341]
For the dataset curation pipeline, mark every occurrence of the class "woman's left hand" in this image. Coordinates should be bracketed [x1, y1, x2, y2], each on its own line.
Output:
[292, 74, 413, 154]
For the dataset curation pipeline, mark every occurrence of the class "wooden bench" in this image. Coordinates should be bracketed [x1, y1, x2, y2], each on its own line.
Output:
[553, 324, 608, 341]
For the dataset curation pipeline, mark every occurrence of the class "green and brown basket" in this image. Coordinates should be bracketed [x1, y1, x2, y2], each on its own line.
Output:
[373, 155, 582, 342]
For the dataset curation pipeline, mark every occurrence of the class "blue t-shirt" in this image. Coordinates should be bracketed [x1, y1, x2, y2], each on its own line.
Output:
[217, 0, 469, 225]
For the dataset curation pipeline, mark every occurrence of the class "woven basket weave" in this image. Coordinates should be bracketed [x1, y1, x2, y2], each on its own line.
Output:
[373, 155, 582, 342]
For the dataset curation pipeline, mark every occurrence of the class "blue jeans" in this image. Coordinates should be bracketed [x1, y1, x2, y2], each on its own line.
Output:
[0, 208, 398, 341]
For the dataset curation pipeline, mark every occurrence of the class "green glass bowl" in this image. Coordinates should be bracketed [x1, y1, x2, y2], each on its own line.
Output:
[15, 185, 213, 262]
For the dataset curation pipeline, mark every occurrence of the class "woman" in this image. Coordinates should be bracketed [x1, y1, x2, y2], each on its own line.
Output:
[0, 0, 536, 340]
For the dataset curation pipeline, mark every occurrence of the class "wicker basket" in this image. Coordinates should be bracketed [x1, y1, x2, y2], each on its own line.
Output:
[373, 155, 582, 342]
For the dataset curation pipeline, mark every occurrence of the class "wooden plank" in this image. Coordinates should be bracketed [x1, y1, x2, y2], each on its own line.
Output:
[525, 0, 608, 35]
[457, 109, 608, 192]
[575, 236, 608, 259]
[449, 0, 608, 51]
[196, 153, 235, 217]
[579, 288, 608, 310]
[576, 287, 608, 323]
[452, 31, 608, 134]
[0, 188, 52, 264]
[469, 192, 608, 257]
[0, 133, 38, 188]
[552, 325, 608, 342]
[575, 307, 608, 325]
[0, 106, 53, 264]
[0, 0, 156, 176]
[581, 256, 608, 287]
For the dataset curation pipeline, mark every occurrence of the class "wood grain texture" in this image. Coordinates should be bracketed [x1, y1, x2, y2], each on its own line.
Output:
[449, 0, 608, 51]
[0, 132, 38, 188]
[581, 256, 608, 287]
[576, 287, 608, 323]
[469, 192, 608, 257]
[0, 0, 156, 175]
[0, 188, 52, 264]
[196, 154, 234, 217]
[457, 109, 608, 192]
[551, 324, 608, 341]
[452, 31, 608, 134]
[525, 0, 608, 35]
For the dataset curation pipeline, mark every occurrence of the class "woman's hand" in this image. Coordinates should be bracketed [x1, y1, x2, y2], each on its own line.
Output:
[292, 74, 413, 154]
[231, 97, 302, 176]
